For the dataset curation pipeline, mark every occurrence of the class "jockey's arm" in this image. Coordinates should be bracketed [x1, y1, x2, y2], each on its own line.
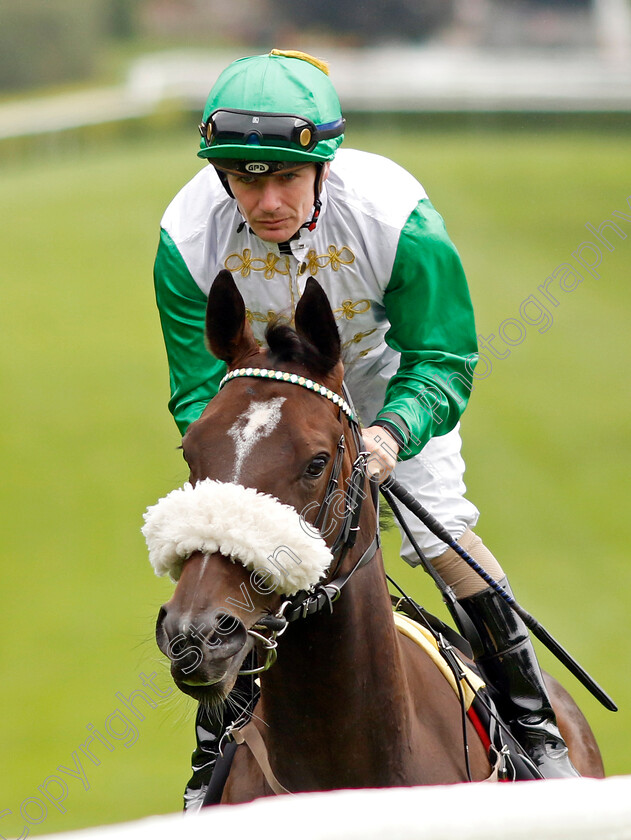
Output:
[154, 228, 226, 436]
[373, 199, 479, 462]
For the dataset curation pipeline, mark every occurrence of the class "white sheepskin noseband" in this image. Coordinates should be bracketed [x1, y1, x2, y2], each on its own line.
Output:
[141, 479, 333, 596]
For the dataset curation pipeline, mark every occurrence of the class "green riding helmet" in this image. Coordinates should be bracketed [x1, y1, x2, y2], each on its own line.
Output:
[198, 50, 345, 171]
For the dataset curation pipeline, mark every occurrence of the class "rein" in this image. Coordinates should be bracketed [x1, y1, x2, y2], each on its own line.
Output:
[381, 477, 617, 713]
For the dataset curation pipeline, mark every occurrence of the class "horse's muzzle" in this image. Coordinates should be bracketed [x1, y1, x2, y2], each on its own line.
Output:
[156, 604, 249, 696]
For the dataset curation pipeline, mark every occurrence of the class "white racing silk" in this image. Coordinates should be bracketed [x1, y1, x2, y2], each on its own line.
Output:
[142, 479, 333, 596]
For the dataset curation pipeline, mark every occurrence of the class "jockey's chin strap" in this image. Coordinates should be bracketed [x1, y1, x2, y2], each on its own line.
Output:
[299, 163, 324, 232]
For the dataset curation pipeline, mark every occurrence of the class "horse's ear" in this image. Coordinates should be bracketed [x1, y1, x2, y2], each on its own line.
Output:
[205, 270, 258, 365]
[294, 277, 341, 370]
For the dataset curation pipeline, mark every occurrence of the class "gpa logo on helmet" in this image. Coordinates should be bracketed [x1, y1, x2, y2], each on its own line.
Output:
[244, 162, 270, 174]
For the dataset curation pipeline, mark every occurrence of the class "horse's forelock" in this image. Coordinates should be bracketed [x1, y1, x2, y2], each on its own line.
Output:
[265, 319, 337, 377]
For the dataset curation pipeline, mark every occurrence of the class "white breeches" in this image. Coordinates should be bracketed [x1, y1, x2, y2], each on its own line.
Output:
[346, 352, 480, 563]
[391, 423, 480, 562]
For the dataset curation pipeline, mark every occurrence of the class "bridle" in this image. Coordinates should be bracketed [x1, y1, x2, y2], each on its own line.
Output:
[217, 367, 381, 673]
[214, 369, 510, 787]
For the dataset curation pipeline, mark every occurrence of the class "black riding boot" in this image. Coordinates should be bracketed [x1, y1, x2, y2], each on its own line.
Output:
[183, 704, 225, 813]
[458, 578, 579, 779]
[183, 664, 258, 812]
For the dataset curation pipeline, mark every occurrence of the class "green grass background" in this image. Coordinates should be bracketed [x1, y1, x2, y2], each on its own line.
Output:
[1, 122, 630, 836]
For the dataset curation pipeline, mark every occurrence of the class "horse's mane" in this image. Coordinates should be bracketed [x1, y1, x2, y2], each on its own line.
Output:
[264, 318, 338, 377]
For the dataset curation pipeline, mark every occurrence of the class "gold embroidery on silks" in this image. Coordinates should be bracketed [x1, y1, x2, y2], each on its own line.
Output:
[288, 275, 297, 324]
[244, 301, 373, 337]
[246, 309, 288, 325]
[342, 328, 378, 359]
[246, 309, 292, 327]
[225, 250, 290, 279]
[304, 245, 355, 276]
[225, 244, 354, 283]
[328, 245, 355, 271]
[334, 299, 371, 320]
[342, 328, 377, 348]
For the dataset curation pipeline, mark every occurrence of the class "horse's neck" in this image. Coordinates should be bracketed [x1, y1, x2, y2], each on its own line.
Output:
[259, 540, 415, 785]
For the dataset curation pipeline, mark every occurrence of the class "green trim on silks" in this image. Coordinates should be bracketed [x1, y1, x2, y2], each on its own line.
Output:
[377, 199, 478, 459]
[198, 52, 344, 163]
[153, 228, 227, 435]
[220, 368, 355, 421]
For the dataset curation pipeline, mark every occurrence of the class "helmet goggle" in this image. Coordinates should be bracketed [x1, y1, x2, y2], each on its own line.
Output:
[199, 108, 345, 154]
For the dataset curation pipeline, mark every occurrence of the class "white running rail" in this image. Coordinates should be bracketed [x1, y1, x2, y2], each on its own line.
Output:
[34, 776, 631, 840]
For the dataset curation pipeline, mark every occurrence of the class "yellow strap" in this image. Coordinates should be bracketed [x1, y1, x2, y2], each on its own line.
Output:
[393, 612, 485, 709]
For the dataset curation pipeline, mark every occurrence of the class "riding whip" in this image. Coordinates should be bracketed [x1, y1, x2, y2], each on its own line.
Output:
[380, 476, 618, 712]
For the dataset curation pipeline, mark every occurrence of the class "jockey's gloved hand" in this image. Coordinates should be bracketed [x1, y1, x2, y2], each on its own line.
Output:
[361, 426, 399, 483]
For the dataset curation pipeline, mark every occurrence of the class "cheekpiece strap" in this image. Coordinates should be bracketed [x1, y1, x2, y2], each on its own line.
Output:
[219, 367, 355, 421]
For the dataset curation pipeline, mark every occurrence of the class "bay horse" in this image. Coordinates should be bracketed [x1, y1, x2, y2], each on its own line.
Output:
[146, 270, 604, 803]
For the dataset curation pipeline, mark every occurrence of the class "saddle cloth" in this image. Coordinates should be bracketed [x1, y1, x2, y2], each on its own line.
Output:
[393, 611, 485, 709]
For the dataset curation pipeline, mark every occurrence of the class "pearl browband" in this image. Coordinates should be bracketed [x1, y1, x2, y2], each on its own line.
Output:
[219, 367, 355, 421]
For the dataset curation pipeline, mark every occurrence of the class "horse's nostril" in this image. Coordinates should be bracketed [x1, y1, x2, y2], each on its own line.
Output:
[169, 636, 188, 657]
[155, 604, 169, 649]
[182, 610, 246, 652]
[156, 604, 248, 677]
[212, 611, 244, 639]
[198, 610, 248, 656]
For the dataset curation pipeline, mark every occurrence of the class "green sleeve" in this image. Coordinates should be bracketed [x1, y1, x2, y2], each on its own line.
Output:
[376, 199, 478, 460]
[153, 229, 226, 435]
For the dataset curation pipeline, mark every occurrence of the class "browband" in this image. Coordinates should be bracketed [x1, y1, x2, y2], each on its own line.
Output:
[219, 367, 355, 421]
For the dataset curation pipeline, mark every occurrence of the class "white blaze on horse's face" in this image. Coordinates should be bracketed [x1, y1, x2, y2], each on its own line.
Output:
[227, 397, 286, 482]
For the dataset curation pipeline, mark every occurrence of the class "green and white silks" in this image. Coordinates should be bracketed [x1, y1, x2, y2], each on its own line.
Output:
[154, 148, 478, 459]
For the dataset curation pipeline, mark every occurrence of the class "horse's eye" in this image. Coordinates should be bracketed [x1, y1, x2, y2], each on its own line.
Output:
[305, 454, 329, 479]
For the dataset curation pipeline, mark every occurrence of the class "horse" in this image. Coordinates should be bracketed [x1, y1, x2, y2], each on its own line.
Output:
[147, 270, 604, 804]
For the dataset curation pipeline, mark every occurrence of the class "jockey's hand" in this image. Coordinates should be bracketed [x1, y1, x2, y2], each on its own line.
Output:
[361, 425, 400, 483]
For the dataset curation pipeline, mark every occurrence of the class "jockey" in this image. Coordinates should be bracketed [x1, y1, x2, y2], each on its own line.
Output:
[153, 50, 578, 808]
